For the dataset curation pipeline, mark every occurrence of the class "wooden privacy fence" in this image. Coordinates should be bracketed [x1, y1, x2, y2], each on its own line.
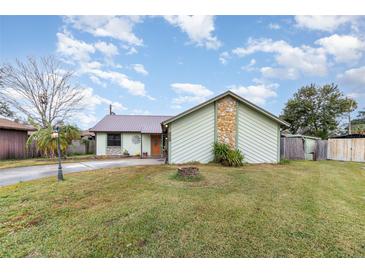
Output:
[281, 136, 365, 162]
[315, 140, 328, 160]
[327, 138, 365, 162]
[66, 140, 95, 155]
[280, 136, 324, 160]
[280, 137, 305, 160]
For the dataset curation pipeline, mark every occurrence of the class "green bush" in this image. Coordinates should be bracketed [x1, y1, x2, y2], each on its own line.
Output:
[213, 142, 244, 167]
[279, 158, 291, 165]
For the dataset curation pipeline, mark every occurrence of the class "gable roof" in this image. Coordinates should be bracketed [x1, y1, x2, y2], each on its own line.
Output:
[162, 90, 290, 127]
[89, 115, 173, 134]
[0, 118, 36, 131]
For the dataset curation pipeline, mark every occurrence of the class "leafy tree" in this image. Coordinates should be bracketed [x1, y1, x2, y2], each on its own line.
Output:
[0, 56, 83, 128]
[27, 123, 81, 158]
[351, 111, 365, 134]
[280, 84, 357, 139]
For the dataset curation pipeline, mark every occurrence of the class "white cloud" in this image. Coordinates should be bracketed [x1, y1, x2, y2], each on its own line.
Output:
[84, 68, 154, 100]
[76, 87, 127, 128]
[130, 109, 151, 115]
[65, 16, 143, 46]
[241, 59, 257, 72]
[125, 46, 138, 55]
[338, 66, 365, 86]
[315, 34, 365, 63]
[77, 113, 99, 128]
[347, 92, 365, 99]
[132, 64, 148, 75]
[232, 38, 328, 79]
[268, 23, 280, 30]
[94, 41, 119, 58]
[294, 16, 357, 32]
[78, 87, 127, 111]
[260, 67, 298, 80]
[89, 75, 106, 87]
[170, 83, 214, 106]
[57, 32, 119, 62]
[219, 51, 230, 64]
[164, 16, 221, 49]
[56, 32, 95, 62]
[56, 31, 153, 100]
[229, 84, 278, 105]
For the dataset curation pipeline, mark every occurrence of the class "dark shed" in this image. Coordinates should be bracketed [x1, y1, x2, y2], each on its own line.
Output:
[0, 118, 35, 160]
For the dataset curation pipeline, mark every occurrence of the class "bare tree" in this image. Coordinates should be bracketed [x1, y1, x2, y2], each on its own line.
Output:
[0, 56, 83, 127]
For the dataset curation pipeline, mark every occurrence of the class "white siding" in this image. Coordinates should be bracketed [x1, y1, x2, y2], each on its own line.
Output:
[96, 133, 107, 155]
[122, 133, 142, 155]
[142, 134, 151, 156]
[237, 102, 280, 163]
[169, 104, 215, 164]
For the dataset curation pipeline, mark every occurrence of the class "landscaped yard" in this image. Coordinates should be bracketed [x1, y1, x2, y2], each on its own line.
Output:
[0, 161, 364, 257]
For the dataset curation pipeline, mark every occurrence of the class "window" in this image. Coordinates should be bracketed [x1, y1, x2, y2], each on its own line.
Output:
[107, 134, 121, 146]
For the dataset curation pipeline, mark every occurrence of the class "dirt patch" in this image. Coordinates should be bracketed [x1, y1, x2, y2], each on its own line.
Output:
[150, 167, 234, 189]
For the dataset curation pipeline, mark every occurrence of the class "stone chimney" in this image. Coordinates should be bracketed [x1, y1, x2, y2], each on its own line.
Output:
[216, 96, 237, 148]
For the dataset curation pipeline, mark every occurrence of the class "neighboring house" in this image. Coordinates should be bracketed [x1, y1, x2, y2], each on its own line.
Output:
[90, 115, 172, 157]
[162, 91, 289, 164]
[0, 118, 35, 160]
[90, 91, 289, 163]
[80, 130, 95, 141]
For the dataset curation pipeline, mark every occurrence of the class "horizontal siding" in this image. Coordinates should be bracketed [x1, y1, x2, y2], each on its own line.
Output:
[170, 104, 215, 164]
[237, 102, 279, 163]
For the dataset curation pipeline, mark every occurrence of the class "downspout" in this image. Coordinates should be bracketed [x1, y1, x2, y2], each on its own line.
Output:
[140, 132, 143, 159]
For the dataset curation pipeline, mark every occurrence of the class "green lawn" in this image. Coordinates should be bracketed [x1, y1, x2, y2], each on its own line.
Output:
[0, 161, 364, 257]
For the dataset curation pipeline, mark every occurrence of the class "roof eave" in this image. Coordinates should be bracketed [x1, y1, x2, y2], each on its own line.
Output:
[162, 90, 290, 127]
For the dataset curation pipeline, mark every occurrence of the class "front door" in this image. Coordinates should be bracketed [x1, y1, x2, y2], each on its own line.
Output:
[151, 135, 161, 156]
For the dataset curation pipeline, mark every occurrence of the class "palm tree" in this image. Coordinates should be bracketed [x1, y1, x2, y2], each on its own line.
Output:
[27, 123, 80, 158]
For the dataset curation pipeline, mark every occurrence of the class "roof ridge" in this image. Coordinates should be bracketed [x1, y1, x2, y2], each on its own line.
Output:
[109, 114, 173, 117]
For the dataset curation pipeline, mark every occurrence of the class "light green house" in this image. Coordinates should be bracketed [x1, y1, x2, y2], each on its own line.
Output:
[90, 91, 289, 163]
[162, 91, 289, 164]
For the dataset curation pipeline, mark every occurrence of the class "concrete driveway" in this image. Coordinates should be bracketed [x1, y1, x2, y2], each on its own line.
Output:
[0, 158, 164, 187]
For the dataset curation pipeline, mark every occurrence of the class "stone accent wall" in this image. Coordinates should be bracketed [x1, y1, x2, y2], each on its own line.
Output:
[216, 96, 237, 148]
[106, 146, 122, 155]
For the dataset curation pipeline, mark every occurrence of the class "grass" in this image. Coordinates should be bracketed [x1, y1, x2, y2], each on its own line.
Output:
[0, 161, 364, 257]
[170, 172, 204, 182]
[0, 155, 100, 169]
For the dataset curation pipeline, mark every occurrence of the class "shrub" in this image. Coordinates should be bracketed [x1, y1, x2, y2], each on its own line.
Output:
[279, 158, 291, 165]
[213, 142, 244, 167]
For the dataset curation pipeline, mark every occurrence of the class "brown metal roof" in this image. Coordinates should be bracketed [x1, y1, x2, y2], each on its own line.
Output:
[0, 118, 36, 131]
[89, 115, 173, 134]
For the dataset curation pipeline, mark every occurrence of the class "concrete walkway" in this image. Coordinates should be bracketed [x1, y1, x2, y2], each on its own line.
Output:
[0, 158, 164, 187]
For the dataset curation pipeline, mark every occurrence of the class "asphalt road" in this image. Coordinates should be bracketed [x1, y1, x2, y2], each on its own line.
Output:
[0, 158, 164, 186]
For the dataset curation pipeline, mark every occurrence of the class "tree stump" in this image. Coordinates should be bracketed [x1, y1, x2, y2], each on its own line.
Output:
[177, 166, 200, 177]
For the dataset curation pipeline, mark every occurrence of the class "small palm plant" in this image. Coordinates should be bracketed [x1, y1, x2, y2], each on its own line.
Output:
[27, 123, 80, 158]
[213, 142, 244, 167]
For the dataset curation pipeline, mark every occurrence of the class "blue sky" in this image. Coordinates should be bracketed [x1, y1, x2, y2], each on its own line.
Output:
[1, 15, 365, 129]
